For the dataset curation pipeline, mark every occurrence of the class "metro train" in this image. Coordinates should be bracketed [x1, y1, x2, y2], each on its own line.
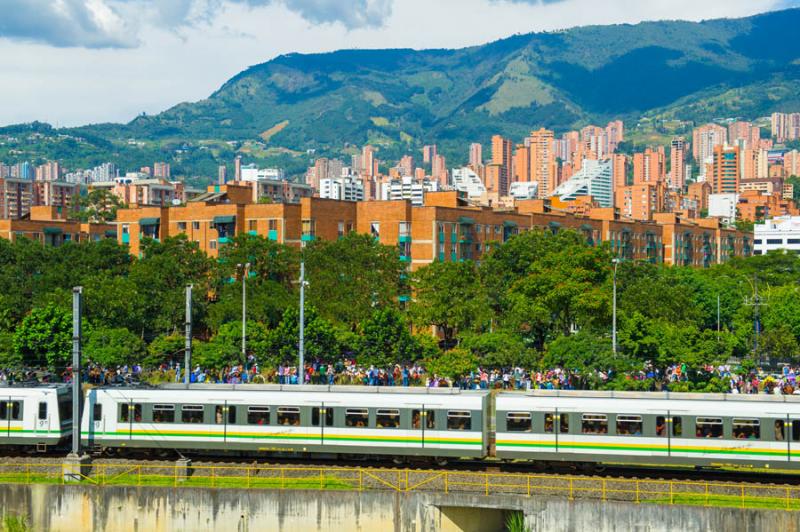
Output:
[3, 383, 800, 470]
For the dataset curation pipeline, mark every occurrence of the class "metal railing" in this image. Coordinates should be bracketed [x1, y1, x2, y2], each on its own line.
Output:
[0, 463, 798, 512]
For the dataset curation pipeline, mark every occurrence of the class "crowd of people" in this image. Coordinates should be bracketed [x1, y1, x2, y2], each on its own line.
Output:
[1, 358, 799, 396]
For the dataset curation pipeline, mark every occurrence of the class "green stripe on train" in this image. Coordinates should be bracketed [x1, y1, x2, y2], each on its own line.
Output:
[496, 442, 799, 457]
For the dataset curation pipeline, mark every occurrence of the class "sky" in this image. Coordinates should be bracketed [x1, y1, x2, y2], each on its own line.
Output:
[0, 0, 796, 127]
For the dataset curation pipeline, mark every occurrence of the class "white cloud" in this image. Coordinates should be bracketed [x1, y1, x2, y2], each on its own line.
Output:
[0, 0, 791, 126]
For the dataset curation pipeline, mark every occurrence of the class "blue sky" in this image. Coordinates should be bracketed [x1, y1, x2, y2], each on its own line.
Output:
[0, 0, 794, 126]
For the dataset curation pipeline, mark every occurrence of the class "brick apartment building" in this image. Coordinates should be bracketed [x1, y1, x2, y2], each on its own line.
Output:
[0, 206, 116, 246]
[116, 184, 752, 268]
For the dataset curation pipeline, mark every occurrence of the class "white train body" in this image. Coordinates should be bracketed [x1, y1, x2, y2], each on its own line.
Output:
[0, 384, 72, 448]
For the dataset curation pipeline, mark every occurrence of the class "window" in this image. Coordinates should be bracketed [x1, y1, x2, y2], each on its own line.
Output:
[312, 407, 334, 427]
[696, 417, 723, 438]
[248, 220, 257, 231]
[412, 409, 435, 429]
[121, 224, 129, 235]
[447, 411, 472, 431]
[0, 401, 21, 421]
[672, 416, 683, 437]
[581, 414, 608, 435]
[177, 222, 187, 231]
[767, 239, 783, 245]
[506, 412, 531, 432]
[58, 399, 72, 422]
[656, 416, 666, 437]
[93, 404, 102, 422]
[38, 402, 47, 420]
[775, 420, 785, 441]
[303, 219, 316, 238]
[369, 222, 380, 239]
[345, 408, 369, 428]
[192, 221, 200, 230]
[119, 404, 142, 423]
[153, 404, 175, 423]
[215, 405, 236, 424]
[210, 240, 217, 250]
[268, 219, 278, 231]
[616, 415, 643, 436]
[181, 405, 204, 424]
[337, 221, 345, 238]
[732, 419, 760, 440]
[544, 413, 554, 433]
[560, 413, 570, 433]
[789, 239, 800, 244]
[399, 222, 411, 236]
[247, 407, 270, 425]
[793, 421, 800, 442]
[376, 409, 400, 429]
[277, 407, 300, 426]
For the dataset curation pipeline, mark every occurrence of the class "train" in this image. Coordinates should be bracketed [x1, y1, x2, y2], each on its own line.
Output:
[2, 383, 800, 470]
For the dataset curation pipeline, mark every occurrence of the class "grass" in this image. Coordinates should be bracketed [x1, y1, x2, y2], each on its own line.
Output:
[2, 514, 29, 532]
[643, 493, 800, 511]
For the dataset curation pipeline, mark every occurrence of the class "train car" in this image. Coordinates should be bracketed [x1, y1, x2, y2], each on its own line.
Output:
[81, 384, 491, 461]
[495, 390, 800, 469]
[0, 384, 73, 451]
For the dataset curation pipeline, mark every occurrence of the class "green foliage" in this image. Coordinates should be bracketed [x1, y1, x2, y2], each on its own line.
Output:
[303, 233, 405, 328]
[356, 308, 427, 367]
[13, 304, 73, 368]
[459, 331, 536, 368]
[146, 334, 186, 367]
[2, 514, 29, 532]
[0, 332, 22, 369]
[505, 511, 530, 532]
[84, 327, 146, 367]
[72, 189, 125, 223]
[425, 348, 479, 381]
[263, 306, 340, 367]
[411, 260, 489, 345]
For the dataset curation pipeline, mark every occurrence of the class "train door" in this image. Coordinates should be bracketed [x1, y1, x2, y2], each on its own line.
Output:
[791, 416, 800, 463]
[411, 404, 436, 450]
[0, 397, 9, 437]
[92, 401, 104, 439]
[311, 402, 328, 446]
[2, 397, 23, 439]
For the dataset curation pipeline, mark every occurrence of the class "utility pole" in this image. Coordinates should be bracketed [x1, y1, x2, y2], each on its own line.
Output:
[71, 287, 82, 456]
[717, 294, 721, 343]
[743, 275, 767, 367]
[184, 284, 192, 385]
[298, 261, 306, 385]
[239, 263, 250, 361]
[612, 258, 620, 355]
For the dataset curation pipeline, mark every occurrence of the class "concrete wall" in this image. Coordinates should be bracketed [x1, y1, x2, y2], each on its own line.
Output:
[0, 484, 795, 532]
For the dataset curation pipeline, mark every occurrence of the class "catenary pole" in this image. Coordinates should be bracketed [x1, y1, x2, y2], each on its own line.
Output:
[185, 284, 192, 385]
[299, 261, 305, 384]
[71, 287, 82, 456]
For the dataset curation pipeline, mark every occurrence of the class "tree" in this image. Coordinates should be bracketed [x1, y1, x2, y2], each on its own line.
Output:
[0, 331, 22, 369]
[84, 327, 146, 367]
[205, 279, 292, 333]
[13, 304, 73, 368]
[215, 234, 299, 290]
[458, 331, 536, 368]
[356, 308, 426, 367]
[83, 274, 146, 334]
[146, 333, 186, 367]
[303, 233, 405, 328]
[543, 331, 618, 376]
[263, 306, 340, 367]
[72, 189, 125, 223]
[411, 260, 489, 346]
[425, 348, 478, 381]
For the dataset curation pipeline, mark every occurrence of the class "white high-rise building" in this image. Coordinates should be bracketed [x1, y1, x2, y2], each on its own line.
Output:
[381, 176, 439, 206]
[319, 178, 364, 202]
[550, 159, 613, 207]
[240, 164, 284, 181]
[451, 167, 486, 199]
[708, 193, 739, 224]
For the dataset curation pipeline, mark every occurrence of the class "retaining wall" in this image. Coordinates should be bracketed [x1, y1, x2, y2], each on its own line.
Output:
[0, 484, 796, 532]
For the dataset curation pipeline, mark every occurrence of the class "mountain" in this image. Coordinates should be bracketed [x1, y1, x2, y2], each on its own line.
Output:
[7, 8, 800, 178]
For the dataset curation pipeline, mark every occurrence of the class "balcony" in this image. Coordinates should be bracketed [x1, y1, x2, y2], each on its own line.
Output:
[268, 229, 278, 241]
[121, 233, 130, 244]
[219, 237, 231, 245]
[399, 234, 412, 244]
[301, 234, 315, 242]
[400, 255, 411, 263]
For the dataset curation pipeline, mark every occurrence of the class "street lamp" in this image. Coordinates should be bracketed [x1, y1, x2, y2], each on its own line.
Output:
[237, 262, 251, 361]
[298, 261, 308, 385]
[612, 258, 620, 355]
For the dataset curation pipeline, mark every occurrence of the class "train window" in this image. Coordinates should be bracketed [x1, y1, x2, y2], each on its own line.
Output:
[0, 402, 19, 420]
[695, 417, 723, 438]
[247, 407, 270, 425]
[793, 421, 800, 441]
[57, 400, 70, 423]
[560, 413, 569, 433]
[616, 415, 642, 436]
[544, 413, 554, 433]
[656, 416, 666, 437]
[38, 402, 47, 420]
[215, 406, 237, 424]
[774, 420, 785, 441]
[506, 412, 532, 432]
[93, 404, 102, 422]
[581, 414, 608, 435]
[376, 409, 400, 429]
[311, 407, 334, 427]
[672, 416, 682, 437]
[277, 407, 301, 426]
[181, 405, 204, 424]
[732, 419, 760, 440]
[447, 411, 471, 431]
[153, 405, 175, 423]
[119, 404, 142, 423]
[411, 410, 435, 430]
[345, 408, 369, 428]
